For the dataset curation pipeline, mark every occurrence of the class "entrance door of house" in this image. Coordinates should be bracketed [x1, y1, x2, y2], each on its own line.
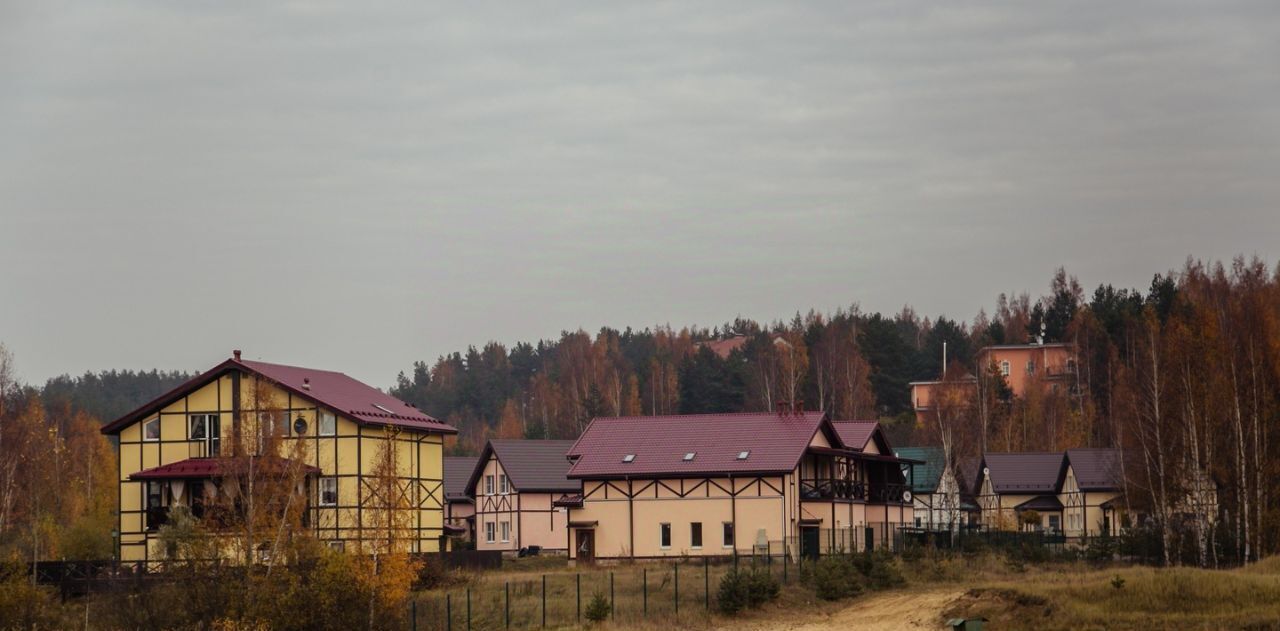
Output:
[800, 526, 820, 560]
[575, 529, 595, 562]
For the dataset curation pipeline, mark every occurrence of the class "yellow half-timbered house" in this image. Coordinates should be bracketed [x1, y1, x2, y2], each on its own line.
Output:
[101, 351, 457, 561]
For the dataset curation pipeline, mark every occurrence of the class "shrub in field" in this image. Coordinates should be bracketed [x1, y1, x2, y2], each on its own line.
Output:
[852, 550, 905, 590]
[717, 569, 779, 614]
[811, 557, 862, 601]
[745, 569, 781, 606]
[717, 569, 750, 614]
[1085, 534, 1117, 564]
[585, 591, 611, 622]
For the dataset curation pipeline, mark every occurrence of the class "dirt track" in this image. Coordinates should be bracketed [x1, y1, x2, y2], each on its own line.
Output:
[722, 589, 965, 631]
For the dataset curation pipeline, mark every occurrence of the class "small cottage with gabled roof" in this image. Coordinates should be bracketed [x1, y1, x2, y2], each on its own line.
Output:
[101, 351, 457, 561]
[894, 446, 966, 530]
[976, 448, 1126, 537]
[560, 411, 916, 561]
[465, 439, 580, 554]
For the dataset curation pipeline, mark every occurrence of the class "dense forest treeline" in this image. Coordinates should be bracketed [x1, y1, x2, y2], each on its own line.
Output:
[387, 266, 1144, 454]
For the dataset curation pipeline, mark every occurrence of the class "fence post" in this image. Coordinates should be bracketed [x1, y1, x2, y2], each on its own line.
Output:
[610, 571, 615, 620]
[505, 582, 510, 629]
[411, 599, 417, 631]
[576, 573, 581, 624]
[466, 588, 472, 631]
[674, 562, 679, 617]
[446, 594, 452, 631]
[643, 568, 648, 618]
[782, 540, 788, 583]
[542, 574, 547, 627]
[704, 556, 710, 610]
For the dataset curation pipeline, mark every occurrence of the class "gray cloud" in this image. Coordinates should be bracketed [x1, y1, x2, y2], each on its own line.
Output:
[2, 0, 1278, 386]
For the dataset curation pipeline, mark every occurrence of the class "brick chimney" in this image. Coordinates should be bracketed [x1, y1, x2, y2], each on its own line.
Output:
[233, 349, 242, 361]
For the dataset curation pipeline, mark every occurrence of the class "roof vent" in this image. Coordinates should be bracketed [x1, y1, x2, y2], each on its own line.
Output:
[233, 349, 242, 360]
[683, 452, 696, 461]
[622, 454, 636, 463]
[737, 450, 750, 460]
[302, 377, 311, 391]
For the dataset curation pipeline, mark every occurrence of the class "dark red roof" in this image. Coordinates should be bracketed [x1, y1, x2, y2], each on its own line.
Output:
[101, 355, 456, 435]
[465, 440, 579, 494]
[981, 452, 1067, 493]
[1065, 448, 1124, 491]
[566, 411, 834, 479]
[832, 421, 891, 453]
[130, 456, 320, 480]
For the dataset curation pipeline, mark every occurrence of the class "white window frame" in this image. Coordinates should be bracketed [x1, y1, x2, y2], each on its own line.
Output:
[500, 521, 511, 543]
[1026, 360, 1036, 376]
[485, 521, 496, 543]
[722, 522, 735, 548]
[327, 540, 344, 552]
[318, 411, 337, 437]
[188, 414, 208, 440]
[999, 360, 1011, 377]
[485, 475, 495, 495]
[690, 522, 702, 549]
[499, 473, 509, 495]
[659, 523, 672, 549]
[319, 477, 338, 507]
[143, 417, 160, 441]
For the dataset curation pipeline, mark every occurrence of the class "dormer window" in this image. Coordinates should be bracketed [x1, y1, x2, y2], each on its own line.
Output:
[737, 450, 750, 460]
[622, 454, 636, 463]
[683, 452, 696, 461]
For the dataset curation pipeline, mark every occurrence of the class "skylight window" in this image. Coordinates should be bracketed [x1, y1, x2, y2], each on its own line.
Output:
[737, 450, 751, 460]
[622, 454, 636, 463]
[683, 452, 696, 461]
[372, 404, 395, 414]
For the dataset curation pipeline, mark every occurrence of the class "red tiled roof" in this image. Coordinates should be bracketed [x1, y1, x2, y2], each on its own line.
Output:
[981, 452, 1067, 493]
[566, 411, 833, 479]
[130, 456, 320, 480]
[101, 355, 456, 435]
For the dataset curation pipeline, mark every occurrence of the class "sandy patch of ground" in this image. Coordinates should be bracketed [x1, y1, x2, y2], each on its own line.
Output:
[721, 589, 965, 631]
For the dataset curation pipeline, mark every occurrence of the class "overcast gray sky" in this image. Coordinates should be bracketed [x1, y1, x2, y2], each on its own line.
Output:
[2, 1, 1278, 387]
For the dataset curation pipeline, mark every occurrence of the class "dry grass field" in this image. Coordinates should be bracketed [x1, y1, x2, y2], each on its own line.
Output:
[413, 554, 1280, 630]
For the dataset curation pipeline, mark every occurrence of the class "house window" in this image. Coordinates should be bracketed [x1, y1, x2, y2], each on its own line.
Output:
[485, 522, 496, 543]
[999, 361, 1011, 377]
[722, 522, 735, 548]
[189, 414, 207, 440]
[500, 521, 510, 543]
[690, 522, 703, 548]
[499, 474, 509, 494]
[143, 417, 160, 441]
[659, 523, 671, 548]
[1026, 360, 1036, 376]
[327, 540, 344, 552]
[146, 480, 166, 509]
[319, 411, 337, 436]
[1066, 358, 1077, 373]
[1048, 514, 1060, 532]
[319, 477, 338, 506]
[485, 475, 495, 495]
